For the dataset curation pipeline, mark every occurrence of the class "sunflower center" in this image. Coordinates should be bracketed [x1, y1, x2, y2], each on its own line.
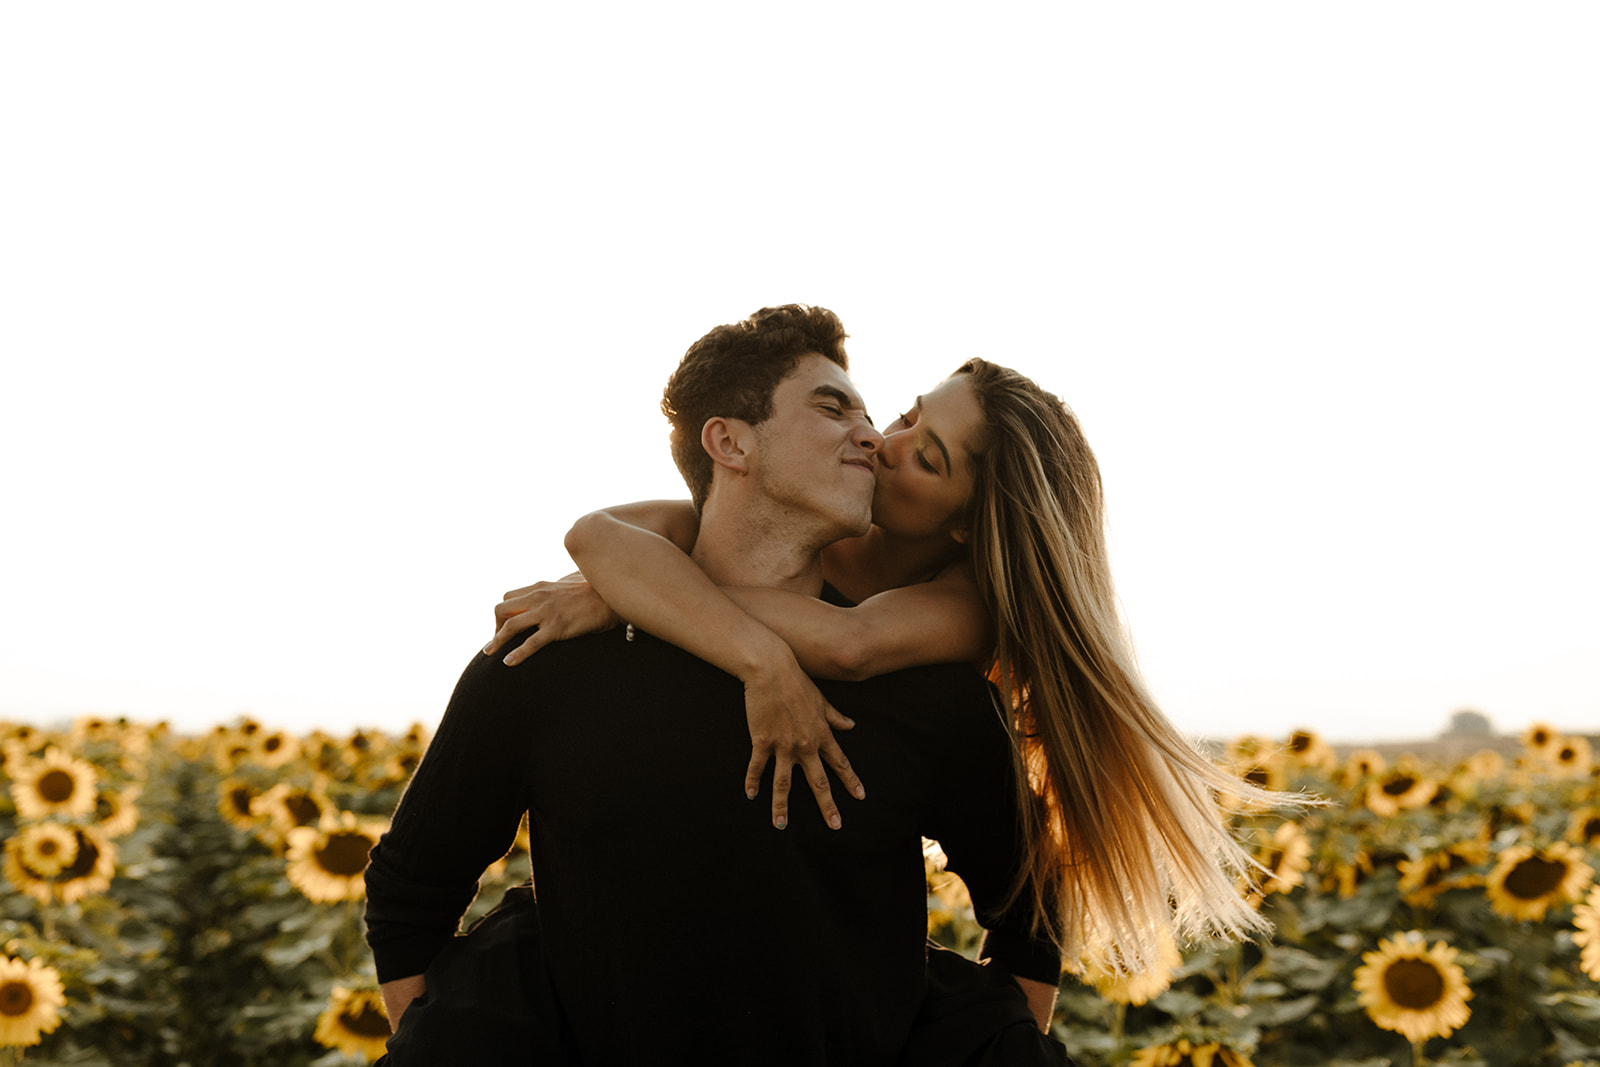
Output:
[263, 736, 283, 753]
[1382, 776, 1416, 797]
[1583, 817, 1600, 842]
[37, 840, 59, 858]
[339, 1002, 391, 1038]
[228, 786, 254, 817]
[1243, 767, 1270, 788]
[58, 832, 99, 881]
[1383, 957, 1445, 1009]
[1505, 856, 1567, 900]
[285, 794, 323, 827]
[0, 980, 34, 1016]
[1559, 746, 1579, 763]
[38, 769, 77, 803]
[316, 832, 374, 877]
[1290, 732, 1312, 753]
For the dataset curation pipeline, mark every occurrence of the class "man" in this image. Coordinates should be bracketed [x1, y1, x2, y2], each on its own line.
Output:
[364, 305, 1065, 1064]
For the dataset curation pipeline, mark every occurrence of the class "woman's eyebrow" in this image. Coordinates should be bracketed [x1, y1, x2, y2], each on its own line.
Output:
[814, 385, 873, 425]
[913, 396, 952, 472]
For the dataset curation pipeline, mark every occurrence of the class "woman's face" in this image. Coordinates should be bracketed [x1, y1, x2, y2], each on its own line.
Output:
[870, 373, 985, 542]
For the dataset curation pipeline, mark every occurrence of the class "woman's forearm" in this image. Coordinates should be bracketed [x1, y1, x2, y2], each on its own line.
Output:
[724, 578, 992, 681]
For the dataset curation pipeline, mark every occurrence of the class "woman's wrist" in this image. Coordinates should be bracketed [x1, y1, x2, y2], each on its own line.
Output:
[732, 629, 801, 685]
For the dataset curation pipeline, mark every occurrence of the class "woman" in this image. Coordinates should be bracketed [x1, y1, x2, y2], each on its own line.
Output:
[487, 358, 1278, 977]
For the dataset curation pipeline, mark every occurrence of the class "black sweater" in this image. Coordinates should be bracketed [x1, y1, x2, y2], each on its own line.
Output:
[365, 624, 1060, 1065]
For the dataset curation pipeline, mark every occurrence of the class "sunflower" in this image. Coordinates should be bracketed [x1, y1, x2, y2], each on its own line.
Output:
[1352, 931, 1472, 1044]
[1398, 841, 1488, 907]
[1226, 735, 1275, 765]
[217, 777, 264, 833]
[1285, 729, 1337, 774]
[8, 824, 79, 879]
[2, 826, 116, 904]
[1459, 749, 1504, 784]
[1486, 842, 1593, 921]
[341, 728, 391, 772]
[925, 840, 974, 935]
[285, 811, 386, 903]
[51, 826, 117, 904]
[251, 781, 333, 842]
[1551, 736, 1594, 778]
[1243, 820, 1312, 907]
[1364, 763, 1438, 818]
[313, 984, 390, 1060]
[10, 747, 99, 819]
[1338, 749, 1387, 788]
[210, 735, 254, 774]
[1070, 927, 1183, 1006]
[1523, 721, 1560, 758]
[1129, 1039, 1255, 1067]
[1572, 885, 1600, 982]
[0, 955, 66, 1048]
[94, 785, 141, 838]
[1567, 807, 1600, 848]
[249, 729, 301, 769]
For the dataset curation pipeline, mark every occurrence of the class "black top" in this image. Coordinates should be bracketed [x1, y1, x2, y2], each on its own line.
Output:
[365, 619, 1061, 1065]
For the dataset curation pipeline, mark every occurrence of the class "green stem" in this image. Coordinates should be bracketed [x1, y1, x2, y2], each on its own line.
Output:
[1110, 1000, 1126, 1049]
[1411, 1037, 1429, 1067]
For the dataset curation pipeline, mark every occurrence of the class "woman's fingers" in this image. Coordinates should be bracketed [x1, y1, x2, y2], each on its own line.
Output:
[744, 749, 770, 804]
[769, 760, 791, 830]
[502, 628, 556, 666]
[823, 703, 856, 732]
[797, 753, 843, 831]
[484, 610, 541, 658]
[821, 739, 865, 802]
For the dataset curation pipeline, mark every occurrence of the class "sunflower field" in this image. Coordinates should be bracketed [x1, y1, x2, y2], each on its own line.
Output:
[1, 715, 1598, 1066]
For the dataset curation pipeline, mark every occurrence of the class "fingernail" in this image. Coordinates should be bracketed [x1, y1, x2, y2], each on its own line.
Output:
[829, 814, 841, 830]
[854, 786, 866, 800]
[482, 643, 492, 654]
[844, 717, 855, 727]
[746, 789, 757, 800]
[502, 654, 516, 665]
[775, 816, 787, 830]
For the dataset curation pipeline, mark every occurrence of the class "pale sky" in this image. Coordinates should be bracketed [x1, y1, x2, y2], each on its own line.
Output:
[3, 4, 1596, 745]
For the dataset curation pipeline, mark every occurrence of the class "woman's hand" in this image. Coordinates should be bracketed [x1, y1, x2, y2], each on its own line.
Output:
[741, 653, 866, 831]
[484, 575, 623, 665]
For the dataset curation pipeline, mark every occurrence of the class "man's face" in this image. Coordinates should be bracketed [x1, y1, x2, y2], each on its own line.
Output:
[749, 354, 883, 540]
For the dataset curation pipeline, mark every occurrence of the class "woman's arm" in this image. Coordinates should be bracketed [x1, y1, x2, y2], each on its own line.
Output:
[721, 563, 992, 681]
[490, 501, 866, 833]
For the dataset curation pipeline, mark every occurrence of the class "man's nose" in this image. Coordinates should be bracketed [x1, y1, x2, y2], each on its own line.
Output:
[857, 423, 885, 454]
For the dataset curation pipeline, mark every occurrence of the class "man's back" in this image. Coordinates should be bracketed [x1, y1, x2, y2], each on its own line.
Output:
[366, 626, 1052, 1065]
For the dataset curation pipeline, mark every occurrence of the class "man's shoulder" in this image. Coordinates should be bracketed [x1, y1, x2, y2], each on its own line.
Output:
[823, 663, 1001, 731]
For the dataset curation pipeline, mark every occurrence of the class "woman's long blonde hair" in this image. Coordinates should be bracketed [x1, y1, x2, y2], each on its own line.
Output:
[956, 358, 1281, 971]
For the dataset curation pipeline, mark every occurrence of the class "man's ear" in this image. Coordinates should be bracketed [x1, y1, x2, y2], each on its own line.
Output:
[949, 528, 970, 545]
[701, 417, 754, 475]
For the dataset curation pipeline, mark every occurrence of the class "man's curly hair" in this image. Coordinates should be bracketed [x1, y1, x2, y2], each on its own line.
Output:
[661, 304, 850, 510]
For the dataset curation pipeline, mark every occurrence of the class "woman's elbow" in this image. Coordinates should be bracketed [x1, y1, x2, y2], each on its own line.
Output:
[563, 511, 606, 561]
[812, 618, 879, 681]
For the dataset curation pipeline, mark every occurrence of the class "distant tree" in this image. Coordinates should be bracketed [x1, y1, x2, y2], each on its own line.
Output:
[1442, 709, 1494, 738]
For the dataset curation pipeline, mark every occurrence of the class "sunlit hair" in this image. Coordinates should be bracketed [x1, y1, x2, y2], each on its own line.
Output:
[955, 358, 1287, 971]
[661, 304, 850, 511]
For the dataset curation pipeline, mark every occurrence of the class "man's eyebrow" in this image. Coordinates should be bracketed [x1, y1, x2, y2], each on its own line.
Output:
[814, 385, 873, 426]
[913, 396, 951, 472]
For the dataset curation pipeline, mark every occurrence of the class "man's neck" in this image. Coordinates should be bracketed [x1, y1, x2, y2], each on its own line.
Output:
[690, 497, 830, 595]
